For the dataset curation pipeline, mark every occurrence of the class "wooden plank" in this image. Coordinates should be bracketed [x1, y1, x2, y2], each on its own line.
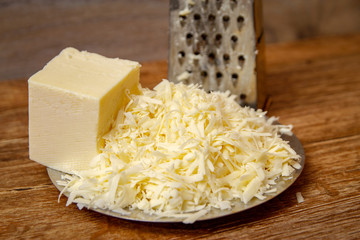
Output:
[140, 60, 167, 89]
[265, 34, 360, 68]
[0, 80, 28, 110]
[267, 55, 360, 144]
[0, 135, 359, 239]
[265, 34, 360, 144]
[262, 0, 360, 43]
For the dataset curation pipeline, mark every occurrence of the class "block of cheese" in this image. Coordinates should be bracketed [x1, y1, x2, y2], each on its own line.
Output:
[28, 47, 141, 173]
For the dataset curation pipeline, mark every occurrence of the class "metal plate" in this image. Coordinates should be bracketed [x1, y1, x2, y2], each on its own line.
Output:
[47, 131, 305, 223]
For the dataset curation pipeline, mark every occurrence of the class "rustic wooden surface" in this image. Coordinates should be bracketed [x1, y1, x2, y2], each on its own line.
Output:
[0, 34, 360, 239]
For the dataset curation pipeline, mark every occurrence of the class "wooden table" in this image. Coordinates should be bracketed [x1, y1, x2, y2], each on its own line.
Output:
[1, 34, 359, 239]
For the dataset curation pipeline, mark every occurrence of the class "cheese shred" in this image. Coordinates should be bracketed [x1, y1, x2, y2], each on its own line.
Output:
[58, 80, 300, 223]
[296, 192, 304, 203]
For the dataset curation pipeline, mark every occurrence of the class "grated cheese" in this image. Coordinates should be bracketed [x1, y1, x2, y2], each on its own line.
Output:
[58, 80, 301, 223]
[296, 192, 304, 203]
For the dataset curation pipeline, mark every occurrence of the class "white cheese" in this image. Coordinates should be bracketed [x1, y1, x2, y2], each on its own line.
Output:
[28, 47, 140, 173]
[296, 192, 304, 203]
[176, 71, 191, 82]
[59, 80, 300, 223]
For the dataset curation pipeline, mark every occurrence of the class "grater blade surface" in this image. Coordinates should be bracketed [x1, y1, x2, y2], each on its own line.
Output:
[169, 0, 265, 109]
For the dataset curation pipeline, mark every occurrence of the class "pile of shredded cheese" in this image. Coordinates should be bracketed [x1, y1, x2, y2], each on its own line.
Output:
[58, 80, 301, 223]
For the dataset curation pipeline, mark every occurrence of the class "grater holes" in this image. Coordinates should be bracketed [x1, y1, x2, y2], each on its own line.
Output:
[192, 49, 200, 64]
[231, 35, 238, 43]
[223, 54, 230, 64]
[201, 71, 208, 86]
[201, 71, 208, 83]
[178, 51, 185, 58]
[199, 33, 208, 48]
[238, 55, 245, 68]
[237, 16, 244, 23]
[186, 33, 193, 45]
[237, 16, 245, 29]
[222, 15, 230, 22]
[208, 14, 216, 21]
[201, 33, 208, 41]
[178, 51, 185, 64]
[194, 13, 201, 21]
[240, 93, 247, 100]
[230, 0, 237, 9]
[231, 35, 238, 49]
[179, 15, 187, 27]
[231, 73, 238, 86]
[222, 15, 230, 29]
[208, 52, 216, 64]
[215, 34, 222, 46]
[216, 0, 222, 10]
[216, 72, 223, 86]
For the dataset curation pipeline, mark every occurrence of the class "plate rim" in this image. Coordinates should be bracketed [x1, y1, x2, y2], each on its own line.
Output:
[47, 131, 305, 223]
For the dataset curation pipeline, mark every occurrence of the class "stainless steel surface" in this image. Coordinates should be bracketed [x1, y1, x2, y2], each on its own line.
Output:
[168, 0, 265, 108]
[47, 131, 305, 223]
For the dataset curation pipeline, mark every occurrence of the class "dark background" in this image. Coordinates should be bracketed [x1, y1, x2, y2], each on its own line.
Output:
[1, 0, 359, 80]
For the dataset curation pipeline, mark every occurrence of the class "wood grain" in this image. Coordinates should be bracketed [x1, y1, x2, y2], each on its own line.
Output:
[262, 0, 360, 43]
[265, 34, 360, 144]
[1, 34, 360, 239]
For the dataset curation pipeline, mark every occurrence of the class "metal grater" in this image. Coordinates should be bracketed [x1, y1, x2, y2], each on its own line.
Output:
[168, 0, 266, 109]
